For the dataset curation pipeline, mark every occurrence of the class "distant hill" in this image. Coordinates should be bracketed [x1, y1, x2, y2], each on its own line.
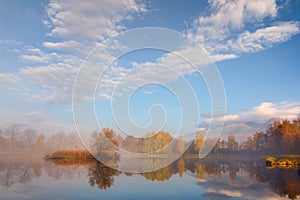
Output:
[199, 118, 282, 142]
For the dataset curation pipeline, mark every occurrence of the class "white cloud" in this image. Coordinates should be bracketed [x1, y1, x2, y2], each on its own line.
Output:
[188, 0, 277, 41]
[42, 40, 95, 55]
[10, 0, 148, 103]
[227, 21, 300, 53]
[3, 0, 300, 105]
[21, 111, 49, 123]
[186, 0, 299, 61]
[0, 73, 21, 89]
[20, 46, 61, 63]
[43, 40, 80, 49]
[210, 53, 239, 62]
[0, 40, 22, 46]
[20, 63, 78, 103]
[203, 101, 300, 124]
[44, 0, 147, 40]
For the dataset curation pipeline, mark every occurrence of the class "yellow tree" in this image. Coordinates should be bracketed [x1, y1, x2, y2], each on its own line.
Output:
[177, 136, 185, 154]
[143, 131, 173, 153]
[281, 119, 297, 153]
[194, 134, 204, 152]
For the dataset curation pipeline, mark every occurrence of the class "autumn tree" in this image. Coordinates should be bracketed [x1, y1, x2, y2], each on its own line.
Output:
[267, 120, 283, 153]
[194, 134, 204, 152]
[281, 119, 297, 153]
[227, 134, 238, 151]
[241, 118, 300, 154]
[177, 136, 185, 154]
[90, 128, 119, 158]
[122, 136, 143, 153]
[241, 136, 254, 151]
[211, 137, 221, 154]
[143, 131, 173, 153]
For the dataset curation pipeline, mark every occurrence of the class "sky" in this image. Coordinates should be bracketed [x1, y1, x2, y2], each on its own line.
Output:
[0, 0, 300, 137]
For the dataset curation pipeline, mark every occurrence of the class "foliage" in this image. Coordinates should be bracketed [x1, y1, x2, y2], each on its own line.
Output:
[143, 131, 173, 153]
[241, 118, 300, 154]
[177, 136, 185, 154]
[90, 128, 120, 159]
[44, 150, 94, 160]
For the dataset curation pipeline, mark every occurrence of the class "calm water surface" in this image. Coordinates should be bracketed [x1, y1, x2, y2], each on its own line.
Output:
[0, 157, 299, 200]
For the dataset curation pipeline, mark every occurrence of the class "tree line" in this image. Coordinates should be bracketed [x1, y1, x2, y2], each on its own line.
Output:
[0, 124, 83, 155]
[2, 117, 300, 156]
[91, 118, 300, 157]
[239, 118, 300, 154]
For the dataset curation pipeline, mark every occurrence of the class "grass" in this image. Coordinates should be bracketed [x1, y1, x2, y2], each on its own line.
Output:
[44, 150, 95, 160]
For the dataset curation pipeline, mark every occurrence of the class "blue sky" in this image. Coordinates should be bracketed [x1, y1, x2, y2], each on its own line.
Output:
[0, 0, 300, 136]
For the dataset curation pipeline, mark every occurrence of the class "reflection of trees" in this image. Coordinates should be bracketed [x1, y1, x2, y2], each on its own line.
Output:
[194, 162, 205, 180]
[43, 160, 86, 180]
[243, 161, 300, 200]
[142, 165, 172, 182]
[270, 169, 300, 200]
[0, 160, 42, 188]
[177, 158, 185, 178]
[87, 161, 121, 190]
[1, 157, 299, 199]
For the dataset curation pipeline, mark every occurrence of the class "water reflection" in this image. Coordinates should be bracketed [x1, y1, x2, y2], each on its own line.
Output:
[0, 158, 299, 199]
[0, 160, 42, 187]
[88, 161, 121, 190]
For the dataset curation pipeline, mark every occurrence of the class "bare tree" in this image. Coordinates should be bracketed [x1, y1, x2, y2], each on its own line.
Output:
[0, 129, 3, 150]
[66, 132, 83, 150]
[22, 128, 37, 150]
[5, 124, 20, 152]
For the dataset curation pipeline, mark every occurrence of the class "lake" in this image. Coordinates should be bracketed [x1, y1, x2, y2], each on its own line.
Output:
[0, 157, 299, 200]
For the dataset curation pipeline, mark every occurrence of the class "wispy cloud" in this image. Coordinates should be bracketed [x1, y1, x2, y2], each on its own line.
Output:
[21, 111, 49, 123]
[0, 73, 21, 89]
[228, 21, 300, 53]
[44, 0, 147, 40]
[20, 46, 61, 63]
[202, 101, 300, 124]
[4, 0, 148, 103]
[20, 63, 78, 103]
[186, 0, 299, 61]
[1, 0, 299, 106]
